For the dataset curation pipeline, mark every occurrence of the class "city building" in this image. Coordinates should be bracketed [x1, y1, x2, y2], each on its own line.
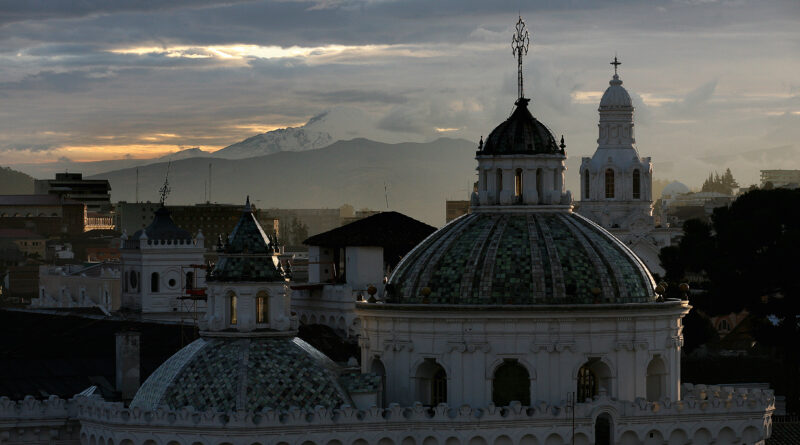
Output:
[0, 229, 46, 259]
[33, 262, 121, 312]
[119, 205, 206, 322]
[576, 61, 681, 275]
[294, 211, 435, 335]
[34, 173, 112, 213]
[0, 195, 86, 237]
[760, 170, 800, 189]
[446, 200, 470, 223]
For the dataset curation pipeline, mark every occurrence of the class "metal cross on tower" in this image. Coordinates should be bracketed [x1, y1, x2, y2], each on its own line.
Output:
[511, 15, 530, 100]
[159, 161, 172, 206]
[611, 55, 621, 75]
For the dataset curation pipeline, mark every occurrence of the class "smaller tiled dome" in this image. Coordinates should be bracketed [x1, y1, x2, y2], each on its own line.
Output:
[131, 336, 352, 412]
[480, 98, 562, 156]
[599, 74, 632, 108]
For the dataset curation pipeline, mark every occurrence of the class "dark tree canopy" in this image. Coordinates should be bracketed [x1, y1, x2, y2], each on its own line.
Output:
[701, 168, 739, 195]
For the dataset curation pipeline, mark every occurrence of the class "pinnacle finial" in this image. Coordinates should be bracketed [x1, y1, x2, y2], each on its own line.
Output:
[244, 195, 252, 212]
[478, 135, 484, 151]
[512, 15, 531, 100]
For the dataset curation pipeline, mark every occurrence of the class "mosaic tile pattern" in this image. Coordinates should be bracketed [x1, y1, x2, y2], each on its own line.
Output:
[209, 208, 286, 282]
[131, 337, 351, 412]
[481, 99, 562, 155]
[339, 371, 382, 394]
[387, 211, 655, 305]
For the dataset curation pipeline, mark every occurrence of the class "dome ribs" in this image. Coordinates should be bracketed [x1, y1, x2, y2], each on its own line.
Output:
[404, 214, 474, 300]
[490, 215, 535, 303]
[535, 215, 567, 300]
[526, 214, 547, 302]
[477, 216, 510, 302]
[557, 213, 617, 302]
[459, 215, 501, 302]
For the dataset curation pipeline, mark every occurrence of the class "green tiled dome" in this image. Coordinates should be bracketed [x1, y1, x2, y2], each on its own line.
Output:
[385, 211, 655, 305]
[131, 336, 352, 412]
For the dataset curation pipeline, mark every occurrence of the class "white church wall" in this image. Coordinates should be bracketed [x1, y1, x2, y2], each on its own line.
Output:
[357, 301, 688, 408]
[345, 246, 383, 292]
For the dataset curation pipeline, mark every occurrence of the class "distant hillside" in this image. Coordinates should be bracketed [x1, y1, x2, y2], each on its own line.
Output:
[89, 138, 479, 227]
[0, 166, 34, 194]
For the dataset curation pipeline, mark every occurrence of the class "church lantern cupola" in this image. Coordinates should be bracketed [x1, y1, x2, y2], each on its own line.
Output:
[475, 16, 571, 207]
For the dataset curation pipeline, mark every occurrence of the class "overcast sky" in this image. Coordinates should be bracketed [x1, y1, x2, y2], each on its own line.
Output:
[0, 0, 798, 188]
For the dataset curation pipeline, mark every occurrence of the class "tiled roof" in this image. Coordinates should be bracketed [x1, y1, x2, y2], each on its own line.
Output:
[339, 371, 382, 394]
[303, 211, 436, 249]
[386, 211, 655, 305]
[208, 202, 286, 282]
[131, 336, 352, 412]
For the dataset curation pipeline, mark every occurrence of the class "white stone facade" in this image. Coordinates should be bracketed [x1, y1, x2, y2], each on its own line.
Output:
[200, 280, 293, 332]
[33, 263, 121, 312]
[119, 233, 206, 321]
[356, 300, 687, 408]
[0, 387, 774, 445]
[477, 155, 570, 206]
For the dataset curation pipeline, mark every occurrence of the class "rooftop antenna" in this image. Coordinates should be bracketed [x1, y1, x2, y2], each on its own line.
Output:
[208, 163, 212, 203]
[512, 15, 531, 100]
[611, 53, 621, 76]
[159, 161, 172, 206]
[384, 182, 389, 209]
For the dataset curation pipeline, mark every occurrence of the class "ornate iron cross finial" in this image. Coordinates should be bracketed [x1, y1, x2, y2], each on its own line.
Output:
[159, 161, 171, 206]
[611, 55, 621, 75]
[512, 15, 530, 99]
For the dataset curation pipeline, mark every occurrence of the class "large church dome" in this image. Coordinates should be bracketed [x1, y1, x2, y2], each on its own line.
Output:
[385, 211, 656, 305]
[480, 98, 562, 155]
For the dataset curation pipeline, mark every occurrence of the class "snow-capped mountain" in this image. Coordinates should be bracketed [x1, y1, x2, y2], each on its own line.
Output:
[213, 127, 334, 159]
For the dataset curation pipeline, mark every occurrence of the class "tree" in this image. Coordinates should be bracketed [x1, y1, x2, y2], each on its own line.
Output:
[660, 188, 800, 409]
[701, 169, 738, 195]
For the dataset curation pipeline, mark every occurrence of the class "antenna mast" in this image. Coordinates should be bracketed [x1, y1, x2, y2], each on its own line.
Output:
[384, 182, 389, 209]
[208, 163, 212, 203]
[512, 15, 531, 100]
[159, 161, 172, 206]
[135, 168, 139, 203]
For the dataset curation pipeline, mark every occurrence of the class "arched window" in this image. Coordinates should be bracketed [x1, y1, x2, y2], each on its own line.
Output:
[578, 358, 613, 401]
[370, 357, 387, 408]
[514, 168, 523, 203]
[536, 168, 543, 204]
[495, 169, 502, 204]
[595, 413, 613, 445]
[605, 169, 615, 199]
[632, 169, 641, 199]
[718, 318, 730, 332]
[229, 292, 238, 325]
[150, 272, 159, 293]
[256, 291, 269, 324]
[492, 360, 530, 406]
[577, 366, 597, 402]
[416, 359, 447, 406]
[646, 356, 667, 401]
[482, 170, 489, 192]
[584, 170, 591, 200]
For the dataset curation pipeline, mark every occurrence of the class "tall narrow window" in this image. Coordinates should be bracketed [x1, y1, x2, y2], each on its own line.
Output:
[632, 169, 641, 200]
[514, 168, 523, 203]
[229, 293, 238, 325]
[584, 170, 591, 200]
[605, 169, 615, 199]
[536, 168, 543, 204]
[577, 366, 597, 402]
[432, 367, 447, 405]
[495, 169, 502, 203]
[256, 291, 268, 324]
[186, 271, 194, 290]
[482, 170, 489, 191]
[151, 272, 159, 293]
